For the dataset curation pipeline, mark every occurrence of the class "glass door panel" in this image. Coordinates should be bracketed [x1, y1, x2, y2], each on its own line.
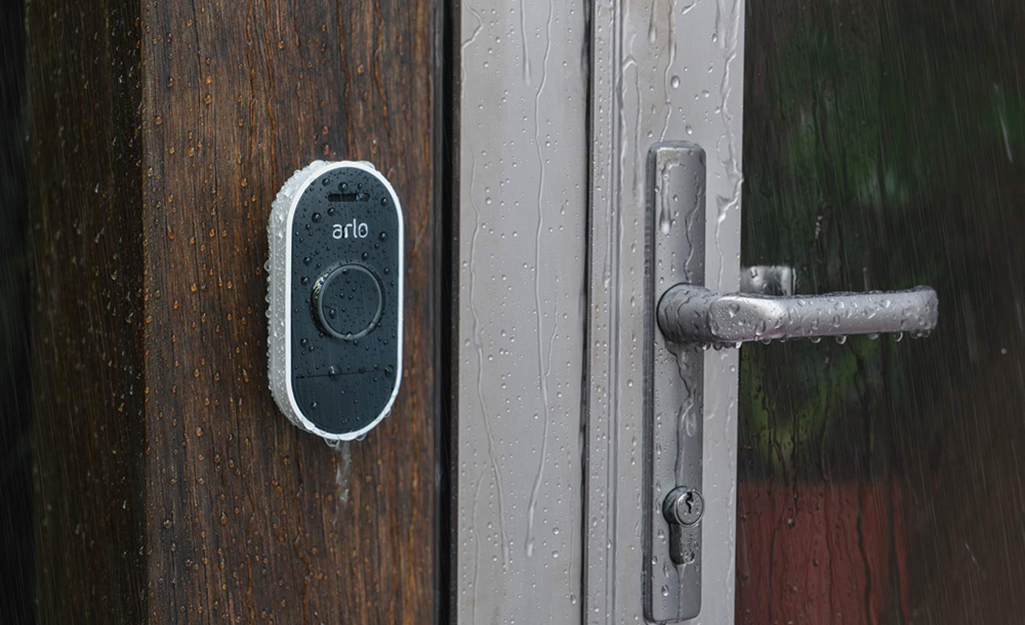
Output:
[739, 1, 1025, 622]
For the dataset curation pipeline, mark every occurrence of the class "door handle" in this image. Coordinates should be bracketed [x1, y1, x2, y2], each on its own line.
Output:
[643, 142, 939, 623]
[658, 284, 938, 346]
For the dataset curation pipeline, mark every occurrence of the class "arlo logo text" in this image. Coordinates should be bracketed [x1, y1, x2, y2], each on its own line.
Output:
[332, 220, 369, 240]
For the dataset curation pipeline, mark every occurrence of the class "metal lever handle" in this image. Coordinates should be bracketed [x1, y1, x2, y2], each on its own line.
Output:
[644, 143, 941, 623]
[658, 284, 939, 346]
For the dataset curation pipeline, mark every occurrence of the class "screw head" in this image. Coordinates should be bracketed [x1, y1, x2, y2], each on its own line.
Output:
[663, 487, 704, 526]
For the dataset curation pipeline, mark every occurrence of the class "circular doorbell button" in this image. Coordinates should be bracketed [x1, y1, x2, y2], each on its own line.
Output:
[312, 264, 384, 340]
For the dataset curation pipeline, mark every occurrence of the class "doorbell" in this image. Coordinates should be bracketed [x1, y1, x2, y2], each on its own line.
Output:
[267, 161, 403, 441]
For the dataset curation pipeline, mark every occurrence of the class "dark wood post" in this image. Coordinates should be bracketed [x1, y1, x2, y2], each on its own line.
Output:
[28, 1, 442, 622]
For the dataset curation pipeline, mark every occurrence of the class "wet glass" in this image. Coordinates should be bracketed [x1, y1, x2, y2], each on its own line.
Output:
[738, 1, 1025, 622]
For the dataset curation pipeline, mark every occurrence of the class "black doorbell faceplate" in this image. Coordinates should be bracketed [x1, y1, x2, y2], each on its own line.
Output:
[268, 161, 403, 441]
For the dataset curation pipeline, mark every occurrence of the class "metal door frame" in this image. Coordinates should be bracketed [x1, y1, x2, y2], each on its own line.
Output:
[453, 1, 591, 622]
[453, 0, 745, 622]
[584, 0, 745, 623]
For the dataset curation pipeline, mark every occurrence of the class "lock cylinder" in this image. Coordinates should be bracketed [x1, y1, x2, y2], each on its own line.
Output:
[267, 161, 403, 441]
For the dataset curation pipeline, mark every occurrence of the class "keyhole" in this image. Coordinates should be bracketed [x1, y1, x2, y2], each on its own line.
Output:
[663, 487, 703, 527]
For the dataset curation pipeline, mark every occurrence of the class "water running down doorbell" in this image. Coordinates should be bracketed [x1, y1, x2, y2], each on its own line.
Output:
[267, 161, 403, 441]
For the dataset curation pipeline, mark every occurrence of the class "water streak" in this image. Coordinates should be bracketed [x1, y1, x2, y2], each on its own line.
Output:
[519, 0, 533, 85]
[712, 0, 743, 291]
[462, 5, 510, 568]
[658, 0, 678, 141]
[525, 0, 556, 558]
[333, 442, 352, 505]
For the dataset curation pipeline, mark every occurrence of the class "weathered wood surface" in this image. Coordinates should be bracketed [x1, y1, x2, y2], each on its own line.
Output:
[29, 1, 440, 622]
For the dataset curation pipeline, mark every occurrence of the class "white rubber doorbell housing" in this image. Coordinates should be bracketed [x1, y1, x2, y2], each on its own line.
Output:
[267, 161, 403, 441]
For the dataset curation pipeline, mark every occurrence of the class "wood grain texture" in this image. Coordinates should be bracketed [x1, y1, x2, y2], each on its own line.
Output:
[28, 0, 148, 622]
[30, 0, 439, 622]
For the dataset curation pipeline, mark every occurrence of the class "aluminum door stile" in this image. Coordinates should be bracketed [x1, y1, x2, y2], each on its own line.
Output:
[585, 0, 745, 623]
[454, 0, 591, 623]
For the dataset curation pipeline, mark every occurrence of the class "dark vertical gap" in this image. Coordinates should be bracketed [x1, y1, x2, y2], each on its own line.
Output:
[578, 0, 594, 621]
[0, 0, 31, 622]
[434, 0, 459, 622]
